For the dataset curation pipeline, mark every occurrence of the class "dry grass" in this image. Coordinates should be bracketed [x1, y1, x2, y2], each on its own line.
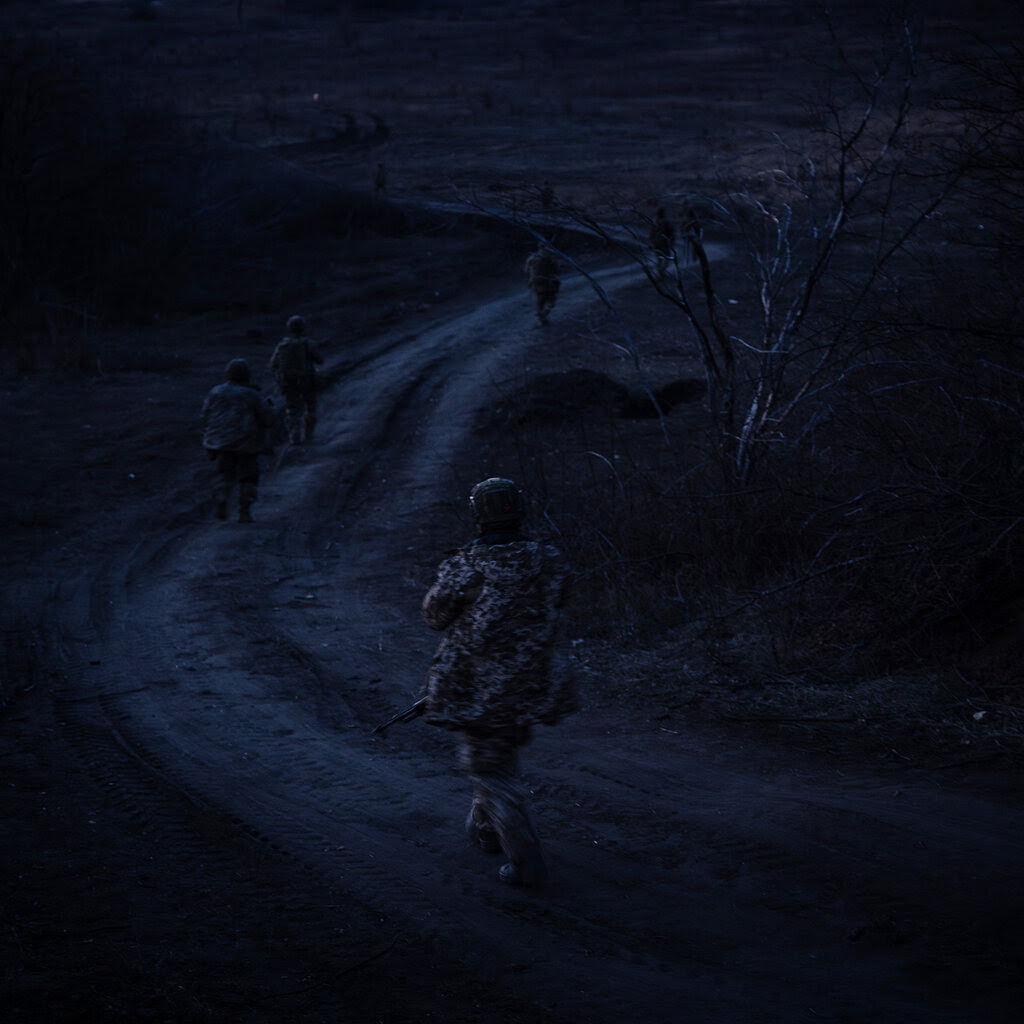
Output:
[569, 619, 1024, 778]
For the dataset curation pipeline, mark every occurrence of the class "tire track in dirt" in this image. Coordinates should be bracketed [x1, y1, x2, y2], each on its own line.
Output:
[37, 265, 680, 1020]
[42, 257, 1024, 1023]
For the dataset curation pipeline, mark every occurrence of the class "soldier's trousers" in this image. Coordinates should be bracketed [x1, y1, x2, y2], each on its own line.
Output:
[208, 450, 259, 514]
[280, 381, 317, 443]
[530, 281, 560, 322]
[459, 727, 546, 883]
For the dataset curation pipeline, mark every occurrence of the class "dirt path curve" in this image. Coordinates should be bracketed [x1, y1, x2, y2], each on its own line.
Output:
[19, 259, 1024, 1024]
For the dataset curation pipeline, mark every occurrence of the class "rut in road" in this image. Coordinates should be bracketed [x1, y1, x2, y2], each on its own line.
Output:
[49, 262, 1022, 1024]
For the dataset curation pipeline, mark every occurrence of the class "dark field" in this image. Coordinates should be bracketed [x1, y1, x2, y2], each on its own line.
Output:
[2, 3, 1023, 1022]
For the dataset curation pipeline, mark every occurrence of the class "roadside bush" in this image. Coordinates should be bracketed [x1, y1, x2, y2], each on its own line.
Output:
[470, 24, 1024, 689]
[478, 276, 1024, 684]
[787, 326, 1024, 661]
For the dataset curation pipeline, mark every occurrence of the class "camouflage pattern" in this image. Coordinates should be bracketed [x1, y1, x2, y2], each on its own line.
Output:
[524, 246, 561, 324]
[207, 451, 260, 521]
[461, 728, 547, 886]
[421, 533, 572, 732]
[200, 375, 275, 521]
[270, 335, 323, 443]
[422, 525, 571, 885]
[201, 381, 274, 454]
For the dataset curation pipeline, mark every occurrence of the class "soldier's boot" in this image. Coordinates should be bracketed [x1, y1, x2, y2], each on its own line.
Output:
[238, 481, 257, 523]
[499, 848, 548, 888]
[469, 777, 547, 886]
[466, 802, 502, 854]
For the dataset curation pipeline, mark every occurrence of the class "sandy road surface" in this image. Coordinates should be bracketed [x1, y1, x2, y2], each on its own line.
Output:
[4, 258, 1023, 1024]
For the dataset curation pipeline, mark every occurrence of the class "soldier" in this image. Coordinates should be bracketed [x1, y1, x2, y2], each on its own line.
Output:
[270, 315, 323, 444]
[200, 358, 275, 523]
[420, 478, 573, 888]
[680, 204, 703, 264]
[649, 205, 676, 278]
[524, 242, 561, 326]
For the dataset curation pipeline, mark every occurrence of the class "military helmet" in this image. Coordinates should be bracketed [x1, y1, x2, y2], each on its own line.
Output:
[226, 358, 251, 383]
[286, 315, 306, 336]
[469, 477, 526, 526]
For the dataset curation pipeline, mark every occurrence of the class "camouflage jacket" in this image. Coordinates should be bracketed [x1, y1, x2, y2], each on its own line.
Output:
[525, 252, 559, 287]
[270, 337, 322, 387]
[421, 532, 574, 733]
[200, 382, 274, 453]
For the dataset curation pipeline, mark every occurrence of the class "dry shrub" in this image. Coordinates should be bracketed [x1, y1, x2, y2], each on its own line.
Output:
[689, 325, 1024, 679]
[782, 351, 1024, 656]
[473, 315, 1024, 683]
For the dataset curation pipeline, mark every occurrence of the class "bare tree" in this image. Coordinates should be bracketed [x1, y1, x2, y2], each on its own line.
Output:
[454, 13, 1024, 662]
[471, 16, 968, 493]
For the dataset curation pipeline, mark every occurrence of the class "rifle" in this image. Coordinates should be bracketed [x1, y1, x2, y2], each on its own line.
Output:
[372, 696, 427, 735]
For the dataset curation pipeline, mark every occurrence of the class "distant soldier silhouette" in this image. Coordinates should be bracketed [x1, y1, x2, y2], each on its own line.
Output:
[200, 358, 275, 523]
[374, 162, 388, 196]
[649, 206, 676, 279]
[680, 204, 703, 264]
[270, 315, 323, 444]
[796, 158, 814, 190]
[420, 478, 573, 888]
[524, 242, 561, 326]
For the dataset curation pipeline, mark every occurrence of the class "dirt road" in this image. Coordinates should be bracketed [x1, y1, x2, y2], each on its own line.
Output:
[2, 242, 1022, 1023]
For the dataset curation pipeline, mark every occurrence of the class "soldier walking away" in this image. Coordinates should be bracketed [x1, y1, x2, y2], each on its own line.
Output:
[270, 315, 323, 444]
[373, 162, 388, 196]
[649, 205, 676, 279]
[419, 478, 573, 888]
[680, 204, 703, 264]
[200, 358, 275, 523]
[524, 242, 561, 326]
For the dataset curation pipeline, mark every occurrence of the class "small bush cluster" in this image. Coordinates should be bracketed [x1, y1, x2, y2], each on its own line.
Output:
[476, 263, 1024, 694]
[471, 30, 1024, 701]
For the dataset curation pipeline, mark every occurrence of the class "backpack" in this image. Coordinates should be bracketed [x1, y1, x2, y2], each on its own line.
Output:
[273, 338, 311, 382]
